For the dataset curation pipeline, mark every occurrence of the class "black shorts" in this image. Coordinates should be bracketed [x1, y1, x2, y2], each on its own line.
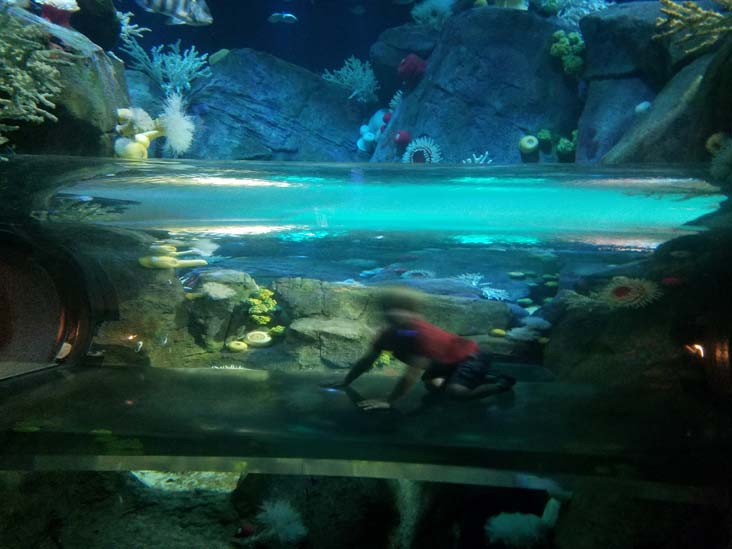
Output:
[422, 352, 495, 390]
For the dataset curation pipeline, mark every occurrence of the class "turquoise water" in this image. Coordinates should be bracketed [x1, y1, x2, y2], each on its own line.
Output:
[59, 161, 724, 247]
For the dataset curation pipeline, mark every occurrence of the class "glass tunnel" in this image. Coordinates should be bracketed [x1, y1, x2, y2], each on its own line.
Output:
[1, 158, 730, 507]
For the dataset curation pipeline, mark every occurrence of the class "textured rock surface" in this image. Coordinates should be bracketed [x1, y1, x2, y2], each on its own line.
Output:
[543, 303, 683, 386]
[369, 23, 440, 100]
[576, 78, 654, 163]
[580, 2, 670, 85]
[9, 8, 129, 157]
[602, 54, 714, 164]
[184, 49, 366, 161]
[370, 8, 581, 164]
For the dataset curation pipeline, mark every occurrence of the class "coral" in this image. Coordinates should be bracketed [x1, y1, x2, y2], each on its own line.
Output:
[0, 8, 72, 156]
[596, 277, 662, 308]
[556, 130, 577, 162]
[255, 499, 307, 545]
[389, 89, 404, 111]
[36, 0, 79, 28]
[655, 0, 732, 54]
[375, 350, 393, 368]
[158, 93, 194, 156]
[462, 151, 492, 164]
[402, 136, 443, 163]
[120, 37, 211, 99]
[138, 256, 207, 269]
[115, 107, 154, 137]
[481, 286, 510, 301]
[456, 272, 484, 286]
[117, 11, 150, 42]
[411, 0, 455, 29]
[322, 55, 379, 103]
[549, 30, 585, 78]
[269, 325, 286, 336]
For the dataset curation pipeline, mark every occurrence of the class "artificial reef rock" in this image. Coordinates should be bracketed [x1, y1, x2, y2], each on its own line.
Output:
[6, 7, 129, 157]
[274, 277, 512, 369]
[576, 2, 665, 163]
[180, 49, 367, 161]
[369, 23, 440, 100]
[370, 7, 582, 164]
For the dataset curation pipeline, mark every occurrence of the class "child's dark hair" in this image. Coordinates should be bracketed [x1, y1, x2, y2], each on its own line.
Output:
[378, 286, 424, 313]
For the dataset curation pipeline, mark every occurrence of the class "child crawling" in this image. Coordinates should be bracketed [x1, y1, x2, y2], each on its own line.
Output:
[326, 286, 516, 411]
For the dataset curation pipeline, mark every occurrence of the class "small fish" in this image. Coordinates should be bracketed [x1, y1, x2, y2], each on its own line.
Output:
[134, 0, 213, 26]
[268, 12, 298, 23]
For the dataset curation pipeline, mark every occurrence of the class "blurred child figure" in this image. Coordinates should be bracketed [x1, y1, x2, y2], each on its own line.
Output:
[327, 286, 515, 410]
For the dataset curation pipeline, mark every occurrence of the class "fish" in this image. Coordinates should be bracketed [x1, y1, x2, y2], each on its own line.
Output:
[134, 0, 213, 26]
[268, 12, 298, 23]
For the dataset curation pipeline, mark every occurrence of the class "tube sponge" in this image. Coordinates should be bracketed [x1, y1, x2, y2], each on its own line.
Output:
[158, 93, 194, 155]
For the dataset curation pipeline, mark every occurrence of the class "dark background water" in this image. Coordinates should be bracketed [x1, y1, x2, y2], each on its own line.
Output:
[122, 0, 413, 71]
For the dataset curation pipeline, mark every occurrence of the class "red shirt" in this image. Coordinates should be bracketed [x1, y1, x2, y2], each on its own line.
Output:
[376, 318, 478, 365]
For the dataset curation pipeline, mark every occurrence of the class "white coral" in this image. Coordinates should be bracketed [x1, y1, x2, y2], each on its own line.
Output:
[322, 56, 379, 103]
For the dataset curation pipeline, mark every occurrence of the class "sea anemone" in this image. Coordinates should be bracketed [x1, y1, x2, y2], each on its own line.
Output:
[597, 277, 661, 309]
[705, 132, 730, 156]
[402, 136, 442, 163]
[159, 93, 195, 156]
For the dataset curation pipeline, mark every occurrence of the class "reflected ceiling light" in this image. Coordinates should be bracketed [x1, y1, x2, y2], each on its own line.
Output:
[168, 225, 299, 236]
[192, 176, 297, 188]
[684, 344, 705, 358]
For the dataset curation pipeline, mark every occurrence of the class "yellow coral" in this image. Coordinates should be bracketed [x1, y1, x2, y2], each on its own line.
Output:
[655, 0, 732, 54]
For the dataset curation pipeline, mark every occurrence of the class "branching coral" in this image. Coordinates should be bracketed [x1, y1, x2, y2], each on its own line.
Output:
[120, 36, 211, 99]
[322, 55, 379, 103]
[0, 8, 72, 156]
[655, 0, 732, 54]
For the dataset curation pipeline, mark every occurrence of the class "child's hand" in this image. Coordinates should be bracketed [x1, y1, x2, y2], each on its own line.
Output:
[357, 399, 391, 411]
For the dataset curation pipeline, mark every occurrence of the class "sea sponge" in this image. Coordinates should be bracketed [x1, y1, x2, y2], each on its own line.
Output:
[596, 277, 661, 308]
[245, 330, 273, 347]
[706, 132, 730, 156]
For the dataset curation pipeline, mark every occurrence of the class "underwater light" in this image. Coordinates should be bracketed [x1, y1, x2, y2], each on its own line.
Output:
[452, 234, 540, 245]
[684, 344, 705, 358]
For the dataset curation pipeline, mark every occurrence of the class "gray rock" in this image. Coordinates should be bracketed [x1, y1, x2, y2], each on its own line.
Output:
[8, 8, 129, 157]
[602, 53, 714, 164]
[370, 8, 581, 164]
[576, 78, 655, 163]
[185, 49, 367, 161]
[288, 318, 377, 368]
[543, 305, 683, 386]
[580, 2, 670, 85]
